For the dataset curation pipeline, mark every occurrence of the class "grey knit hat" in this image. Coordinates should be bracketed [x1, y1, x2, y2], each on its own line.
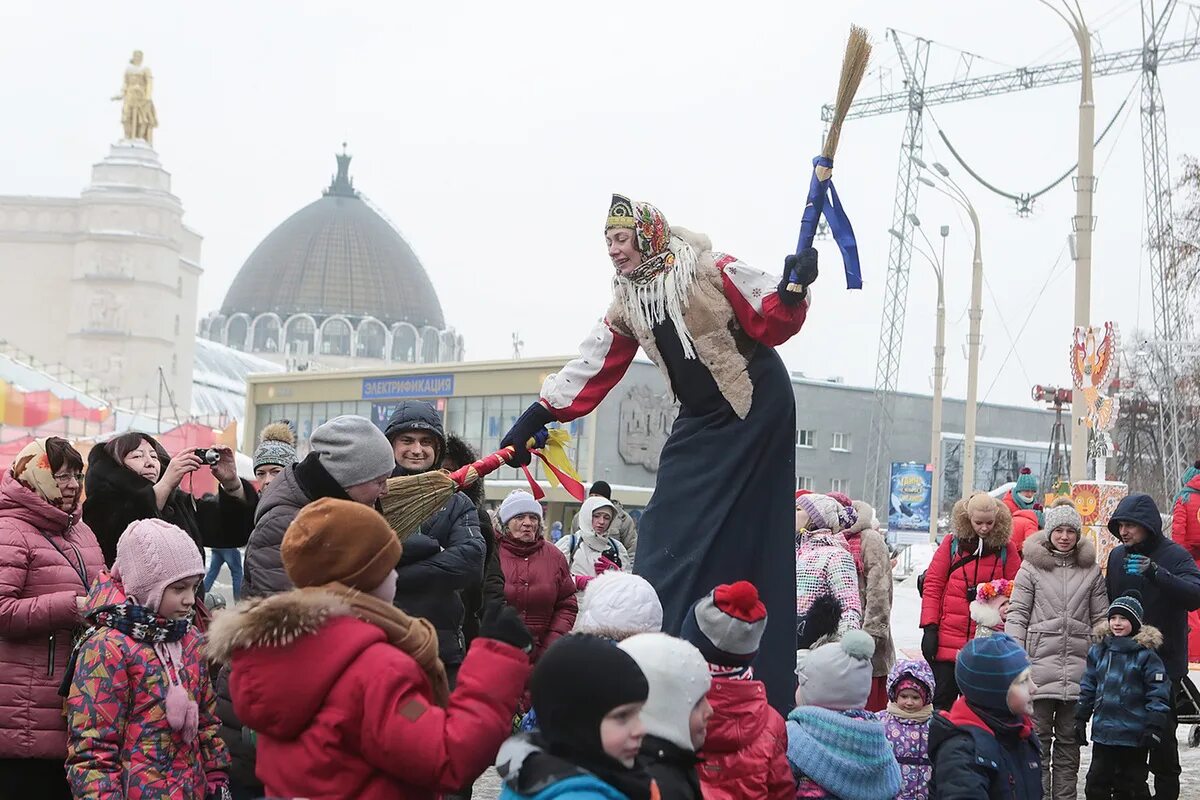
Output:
[796, 630, 875, 710]
[309, 415, 396, 488]
[253, 421, 298, 471]
[681, 581, 767, 667]
[1042, 498, 1082, 534]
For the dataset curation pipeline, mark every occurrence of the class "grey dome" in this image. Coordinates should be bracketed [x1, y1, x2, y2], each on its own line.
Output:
[220, 152, 444, 329]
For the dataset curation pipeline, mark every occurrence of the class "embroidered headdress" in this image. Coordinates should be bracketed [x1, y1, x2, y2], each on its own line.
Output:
[605, 193, 700, 357]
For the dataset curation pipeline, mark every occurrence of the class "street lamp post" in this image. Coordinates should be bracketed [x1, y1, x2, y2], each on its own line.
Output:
[1042, 0, 1095, 481]
[903, 217, 950, 540]
[914, 161, 984, 500]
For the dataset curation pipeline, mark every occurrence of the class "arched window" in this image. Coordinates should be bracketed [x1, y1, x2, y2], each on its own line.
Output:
[356, 318, 387, 359]
[206, 315, 226, 343]
[284, 316, 315, 357]
[391, 324, 417, 362]
[320, 318, 352, 356]
[421, 327, 440, 364]
[252, 314, 281, 352]
[440, 331, 458, 362]
[226, 314, 250, 351]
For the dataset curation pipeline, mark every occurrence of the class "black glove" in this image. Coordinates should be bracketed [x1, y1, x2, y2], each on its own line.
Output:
[480, 602, 533, 653]
[1074, 719, 1089, 747]
[501, 402, 555, 467]
[921, 624, 939, 663]
[1139, 728, 1162, 749]
[778, 248, 818, 306]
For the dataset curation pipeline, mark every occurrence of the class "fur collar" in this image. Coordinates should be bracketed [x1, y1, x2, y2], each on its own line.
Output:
[1092, 621, 1164, 651]
[950, 497, 1013, 551]
[846, 500, 877, 534]
[1021, 531, 1096, 570]
[205, 589, 352, 664]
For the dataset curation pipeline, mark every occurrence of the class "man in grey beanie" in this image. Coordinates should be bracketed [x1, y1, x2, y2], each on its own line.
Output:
[243, 415, 395, 598]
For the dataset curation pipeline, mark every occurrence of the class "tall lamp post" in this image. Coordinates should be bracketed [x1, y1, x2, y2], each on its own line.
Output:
[898, 217, 950, 540]
[1041, 0, 1095, 481]
[913, 157, 983, 500]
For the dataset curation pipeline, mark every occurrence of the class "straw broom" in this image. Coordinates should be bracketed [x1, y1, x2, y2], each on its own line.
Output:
[787, 25, 873, 292]
[381, 445, 519, 541]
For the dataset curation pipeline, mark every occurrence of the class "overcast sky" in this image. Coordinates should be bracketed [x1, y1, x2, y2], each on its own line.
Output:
[3, 1, 1197, 412]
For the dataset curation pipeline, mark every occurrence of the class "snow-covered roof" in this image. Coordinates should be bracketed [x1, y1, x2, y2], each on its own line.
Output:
[192, 337, 283, 420]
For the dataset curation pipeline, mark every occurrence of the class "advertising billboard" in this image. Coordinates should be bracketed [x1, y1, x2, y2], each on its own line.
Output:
[888, 461, 933, 532]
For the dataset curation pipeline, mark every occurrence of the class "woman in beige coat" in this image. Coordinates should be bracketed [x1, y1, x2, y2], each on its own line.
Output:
[1005, 497, 1108, 800]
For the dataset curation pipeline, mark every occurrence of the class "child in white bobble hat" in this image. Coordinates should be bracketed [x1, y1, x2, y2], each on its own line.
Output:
[618, 632, 713, 800]
[787, 630, 901, 800]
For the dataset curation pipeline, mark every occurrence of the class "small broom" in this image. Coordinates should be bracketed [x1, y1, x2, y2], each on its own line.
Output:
[786, 24, 872, 293]
[381, 433, 585, 541]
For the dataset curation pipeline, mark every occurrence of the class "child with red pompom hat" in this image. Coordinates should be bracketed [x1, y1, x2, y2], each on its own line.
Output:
[682, 581, 795, 799]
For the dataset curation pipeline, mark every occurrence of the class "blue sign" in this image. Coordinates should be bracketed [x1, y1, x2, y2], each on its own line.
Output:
[362, 373, 455, 400]
[888, 461, 934, 532]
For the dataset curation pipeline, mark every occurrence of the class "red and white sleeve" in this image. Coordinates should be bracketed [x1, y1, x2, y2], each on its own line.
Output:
[540, 319, 639, 422]
[716, 253, 809, 347]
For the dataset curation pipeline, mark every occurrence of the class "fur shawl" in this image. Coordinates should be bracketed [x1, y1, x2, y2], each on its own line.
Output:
[606, 228, 758, 419]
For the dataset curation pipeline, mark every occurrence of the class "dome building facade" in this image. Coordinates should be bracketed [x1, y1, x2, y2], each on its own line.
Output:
[201, 151, 463, 368]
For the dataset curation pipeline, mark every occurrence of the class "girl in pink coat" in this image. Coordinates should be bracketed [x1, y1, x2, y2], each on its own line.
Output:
[0, 438, 104, 799]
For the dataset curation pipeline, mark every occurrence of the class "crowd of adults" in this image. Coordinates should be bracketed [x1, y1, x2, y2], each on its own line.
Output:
[2, 409, 1200, 799]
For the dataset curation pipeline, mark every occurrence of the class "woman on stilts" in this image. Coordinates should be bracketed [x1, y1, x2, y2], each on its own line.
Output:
[502, 194, 816, 711]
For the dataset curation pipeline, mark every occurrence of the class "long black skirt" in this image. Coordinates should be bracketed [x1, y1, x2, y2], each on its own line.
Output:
[635, 344, 797, 712]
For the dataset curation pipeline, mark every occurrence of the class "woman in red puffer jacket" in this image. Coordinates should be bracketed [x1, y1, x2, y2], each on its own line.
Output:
[495, 491, 577, 662]
[919, 492, 1019, 711]
[0, 438, 104, 799]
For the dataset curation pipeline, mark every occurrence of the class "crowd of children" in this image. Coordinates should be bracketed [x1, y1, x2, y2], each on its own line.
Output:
[6, 473, 1199, 800]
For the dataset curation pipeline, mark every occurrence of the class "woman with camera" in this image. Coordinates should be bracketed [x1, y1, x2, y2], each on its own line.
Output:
[0, 438, 105, 799]
[83, 432, 258, 568]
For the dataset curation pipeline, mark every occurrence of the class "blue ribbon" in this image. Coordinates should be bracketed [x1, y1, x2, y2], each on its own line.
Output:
[792, 155, 863, 290]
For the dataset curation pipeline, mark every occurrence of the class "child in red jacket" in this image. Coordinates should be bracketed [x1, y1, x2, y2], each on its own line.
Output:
[683, 581, 795, 799]
[208, 498, 534, 800]
[66, 519, 230, 800]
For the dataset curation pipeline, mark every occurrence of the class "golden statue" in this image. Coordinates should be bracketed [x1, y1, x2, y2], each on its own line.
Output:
[112, 50, 158, 145]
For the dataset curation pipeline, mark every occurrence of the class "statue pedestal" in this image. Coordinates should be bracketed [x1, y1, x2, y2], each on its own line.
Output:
[85, 140, 173, 196]
[1071, 480, 1128, 571]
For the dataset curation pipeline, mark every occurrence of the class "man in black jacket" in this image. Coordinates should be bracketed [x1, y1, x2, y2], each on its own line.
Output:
[384, 401, 486, 673]
[1105, 493, 1200, 800]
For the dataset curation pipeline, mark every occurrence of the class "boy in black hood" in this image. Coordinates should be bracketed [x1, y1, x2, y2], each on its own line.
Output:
[1104, 493, 1200, 800]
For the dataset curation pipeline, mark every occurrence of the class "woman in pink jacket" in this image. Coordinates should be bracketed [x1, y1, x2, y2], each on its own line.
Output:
[0, 438, 104, 799]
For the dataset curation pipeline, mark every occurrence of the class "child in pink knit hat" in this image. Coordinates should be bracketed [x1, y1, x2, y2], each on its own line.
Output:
[65, 518, 230, 800]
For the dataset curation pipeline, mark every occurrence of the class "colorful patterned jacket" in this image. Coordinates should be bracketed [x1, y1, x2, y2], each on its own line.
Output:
[795, 530, 862, 636]
[878, 660, 935, 800]
[65, 572, 228, 800]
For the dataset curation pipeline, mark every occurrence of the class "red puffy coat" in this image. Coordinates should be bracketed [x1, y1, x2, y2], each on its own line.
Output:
[0, 471, 104, 759]
[1002, 492, 1040, 552]
[498, 533, 577, 660]
[697, 677, 794, 800]
[920, 499, 1020, 662]
[1173, 475, 1200, 560]
[211, 588, 530, 800]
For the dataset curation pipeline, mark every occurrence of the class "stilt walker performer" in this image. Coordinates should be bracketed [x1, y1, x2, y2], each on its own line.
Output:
[502, 195, 817, 711]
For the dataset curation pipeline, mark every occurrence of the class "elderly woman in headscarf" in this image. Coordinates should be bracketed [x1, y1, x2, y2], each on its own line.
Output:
[0, 438, 105, 799]
[502, 194, 817, 711]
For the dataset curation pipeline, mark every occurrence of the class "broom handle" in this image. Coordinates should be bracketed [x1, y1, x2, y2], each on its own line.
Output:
[447, 431, 545, 487]
[787, 156, 835, 291]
